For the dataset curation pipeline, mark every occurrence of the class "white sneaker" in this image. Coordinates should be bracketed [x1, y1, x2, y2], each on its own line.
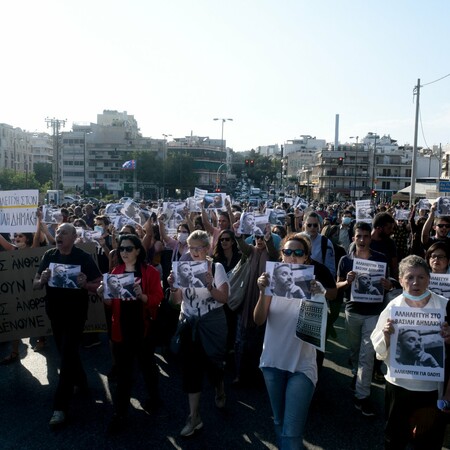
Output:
[49, 410, 66, 426]
[180, 414, 203, 437]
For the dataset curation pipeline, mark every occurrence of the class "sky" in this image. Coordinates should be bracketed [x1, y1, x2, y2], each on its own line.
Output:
[2, 0, 450, 152]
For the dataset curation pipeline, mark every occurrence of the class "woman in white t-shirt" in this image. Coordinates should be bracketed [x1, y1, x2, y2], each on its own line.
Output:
[168, 230, 229, 437]
[254, 235, 321, 450]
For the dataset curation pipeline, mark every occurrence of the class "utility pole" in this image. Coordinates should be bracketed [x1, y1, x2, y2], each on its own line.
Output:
[410, 79, 420, 205]
[45, 117, 66, 189]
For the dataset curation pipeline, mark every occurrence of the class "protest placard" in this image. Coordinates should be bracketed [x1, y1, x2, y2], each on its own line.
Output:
[173, 261, 208, 288]
[103, 273, 135, 300]
[265, 262, 314, 299]
[0, 244, 106, 342]
[429, 273, 450, 300]
[355, 199, 373, 224]
[295, 293, 328, 352]
[389, 306, 445, 381]
[48, 263, 80, 289]
[0, 189, 38, 233]
[350, 258, 386, 303]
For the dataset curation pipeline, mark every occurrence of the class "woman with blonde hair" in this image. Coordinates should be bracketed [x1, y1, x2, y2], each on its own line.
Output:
[168, 230, 229, 437]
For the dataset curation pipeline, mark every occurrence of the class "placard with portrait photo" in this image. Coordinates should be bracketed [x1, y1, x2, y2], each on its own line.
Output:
[48, 263, 81, 289]
[173, 261, 208, 289]
[265, 262, 314, 299]
[103, 273, 136, 300]
[389, 306, 444, 381]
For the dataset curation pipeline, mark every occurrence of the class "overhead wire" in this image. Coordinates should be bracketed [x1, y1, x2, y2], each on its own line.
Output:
[413, 72, 450, 148]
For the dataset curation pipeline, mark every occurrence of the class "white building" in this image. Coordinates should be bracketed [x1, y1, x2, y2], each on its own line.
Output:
[0, 123, 33, 173]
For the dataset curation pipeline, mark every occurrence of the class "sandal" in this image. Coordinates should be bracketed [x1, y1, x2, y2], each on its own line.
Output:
[0, 352, 19, 365]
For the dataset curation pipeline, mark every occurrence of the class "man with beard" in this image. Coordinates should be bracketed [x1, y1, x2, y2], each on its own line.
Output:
[272, 263, 305, 299]
[396, 329, 440, 367]
[177, 261, 204, 288]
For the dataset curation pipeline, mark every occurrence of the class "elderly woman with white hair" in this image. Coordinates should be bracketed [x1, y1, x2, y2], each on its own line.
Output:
[371, 255, 449, 450]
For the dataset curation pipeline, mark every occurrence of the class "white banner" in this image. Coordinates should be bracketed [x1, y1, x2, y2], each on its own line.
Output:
[0, 189, 39, 233]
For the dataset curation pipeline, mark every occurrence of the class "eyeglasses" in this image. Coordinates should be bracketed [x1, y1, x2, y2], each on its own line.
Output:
[14, 234, 24, 238]
[306, 223, 319, 228]
[282, 248, 306, 257]
[255, 235, 264, 240]
[119, 246, 135, 253]
[219, 237, 231, 242]
[188, 246, 207, 252]
[436, 224, 450, 229]
[430, 254, 448, 260]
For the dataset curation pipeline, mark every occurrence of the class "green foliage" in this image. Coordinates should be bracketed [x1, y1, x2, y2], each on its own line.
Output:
[165, 152, 198, 197]
[0, 169, 40, 190]
[230, 150, 279, 187]
[33, 163, 52, 185]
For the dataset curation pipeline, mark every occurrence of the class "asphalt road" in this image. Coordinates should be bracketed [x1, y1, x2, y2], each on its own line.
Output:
[1, 312, 449, 450]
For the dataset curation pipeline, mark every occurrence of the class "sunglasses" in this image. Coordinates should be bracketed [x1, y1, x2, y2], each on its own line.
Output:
[255, 235, 264, 240]
[119, 245, 135, 253]
[14, 234, 24, 238]
[282, 248, 306, 257]
[436, 224, 450, 229]
[219, 237, 231, 242]
[306, 223, 319, 228]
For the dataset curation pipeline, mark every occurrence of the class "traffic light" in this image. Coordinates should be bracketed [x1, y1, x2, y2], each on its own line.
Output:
[338, 157, 344, 166]
[371, 189, 377, 198]
[250, 159, 254, 167]
[245, 159, 249, 166]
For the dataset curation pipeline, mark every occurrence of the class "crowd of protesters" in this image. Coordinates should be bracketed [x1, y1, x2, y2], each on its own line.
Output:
[2, 193, 450, 449]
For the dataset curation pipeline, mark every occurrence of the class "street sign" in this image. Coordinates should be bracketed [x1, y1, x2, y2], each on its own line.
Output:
[439, 181, 450, 193]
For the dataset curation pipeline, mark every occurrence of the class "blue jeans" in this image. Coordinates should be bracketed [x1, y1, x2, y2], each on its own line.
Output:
[262, 367, 315, 450]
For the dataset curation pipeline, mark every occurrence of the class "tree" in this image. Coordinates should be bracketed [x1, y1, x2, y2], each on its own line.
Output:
[165, 153, 198, 197]
[0, 169, 40, 190]
[33, 163, 53, 186]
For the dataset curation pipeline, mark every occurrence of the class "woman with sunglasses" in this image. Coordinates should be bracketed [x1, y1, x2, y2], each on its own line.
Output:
[303, 211, 336, 278]
[97, 234, 163, 433]
[168, 230, 229, 437]
[254, 233, 336, 449]
[212, 229, 242, 353]
[212, 229, 241, 275]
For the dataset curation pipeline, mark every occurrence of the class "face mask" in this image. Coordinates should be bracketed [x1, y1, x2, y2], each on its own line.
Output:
[177, 232, 188, 244]
[402, 290, 430, 302]
[342, 217, 351, 225]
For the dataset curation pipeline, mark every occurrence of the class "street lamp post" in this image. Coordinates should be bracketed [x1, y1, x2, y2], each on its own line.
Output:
[350, 136, 359, 202]
[213, 118, 233, 182]
[368, 132, 378, 193]
[162, 134, 172, 199]
[215, 163, 227, 190]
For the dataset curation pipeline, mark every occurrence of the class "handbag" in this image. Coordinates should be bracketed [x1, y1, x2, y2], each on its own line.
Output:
[228, 252, 252, 311]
